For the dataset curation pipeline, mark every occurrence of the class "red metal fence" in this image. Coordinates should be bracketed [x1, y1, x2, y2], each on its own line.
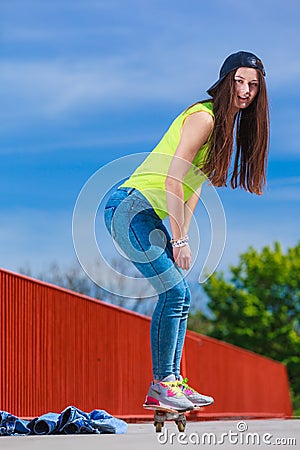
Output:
[0, 268, 292, 419]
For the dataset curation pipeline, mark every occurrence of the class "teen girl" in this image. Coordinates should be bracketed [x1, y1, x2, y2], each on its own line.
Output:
[104, 51, 270, 411]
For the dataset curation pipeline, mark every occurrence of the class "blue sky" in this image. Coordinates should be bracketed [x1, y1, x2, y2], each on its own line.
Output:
[1, 0, 300, 287]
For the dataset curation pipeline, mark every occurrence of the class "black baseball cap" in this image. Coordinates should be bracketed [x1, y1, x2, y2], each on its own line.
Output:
[207, 51, 266, 96]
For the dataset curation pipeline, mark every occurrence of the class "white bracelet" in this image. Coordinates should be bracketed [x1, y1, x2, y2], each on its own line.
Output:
[172, 241, 188, 248]
[170, 235, 189, 248]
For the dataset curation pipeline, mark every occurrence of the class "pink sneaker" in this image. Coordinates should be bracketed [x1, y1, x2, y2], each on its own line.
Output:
[177, 376, 214, 407]
[144, 375, 194, 412]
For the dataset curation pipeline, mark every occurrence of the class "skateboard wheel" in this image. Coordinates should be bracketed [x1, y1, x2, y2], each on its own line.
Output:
[155, 421, 163, 433]
[177, 420, 185, 432]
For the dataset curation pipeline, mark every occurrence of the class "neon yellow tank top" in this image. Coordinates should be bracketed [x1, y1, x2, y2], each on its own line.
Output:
[120, 101, 214, 219]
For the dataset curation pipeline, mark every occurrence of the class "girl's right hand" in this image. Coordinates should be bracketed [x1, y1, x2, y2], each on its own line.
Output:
[172, 244, 192, 271]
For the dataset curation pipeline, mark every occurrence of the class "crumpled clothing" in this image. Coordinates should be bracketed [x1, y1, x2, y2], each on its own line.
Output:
[0, 406, 128, 436]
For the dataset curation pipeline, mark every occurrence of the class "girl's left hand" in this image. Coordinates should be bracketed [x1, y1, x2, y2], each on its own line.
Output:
[173, 244, 192, 270]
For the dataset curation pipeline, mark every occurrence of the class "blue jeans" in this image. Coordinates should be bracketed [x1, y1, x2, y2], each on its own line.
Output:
[104, 187, 191, 380]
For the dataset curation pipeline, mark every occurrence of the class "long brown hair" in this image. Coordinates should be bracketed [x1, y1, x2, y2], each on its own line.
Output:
[201, 70, 270, 195]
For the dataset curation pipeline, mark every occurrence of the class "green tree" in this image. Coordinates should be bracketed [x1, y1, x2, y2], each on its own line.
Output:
[188, 241, 300, 412]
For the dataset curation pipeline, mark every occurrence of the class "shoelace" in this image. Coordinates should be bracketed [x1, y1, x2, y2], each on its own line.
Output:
[163, 381, 183, 396]
[177, 377, 196, 393]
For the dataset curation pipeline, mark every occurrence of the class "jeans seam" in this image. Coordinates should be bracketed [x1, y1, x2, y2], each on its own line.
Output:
[155, 292, 167, 380]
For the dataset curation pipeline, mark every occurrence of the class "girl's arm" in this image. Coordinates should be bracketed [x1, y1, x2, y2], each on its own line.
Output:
[165, 111, 213, 270]
[183, 186, 202, 236]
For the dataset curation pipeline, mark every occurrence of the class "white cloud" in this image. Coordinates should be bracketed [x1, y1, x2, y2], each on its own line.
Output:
[1, 58, 125, 117]
[0, 208, 75, 272]
[0, 52, 214, 134]
[1, 0, 300, 164]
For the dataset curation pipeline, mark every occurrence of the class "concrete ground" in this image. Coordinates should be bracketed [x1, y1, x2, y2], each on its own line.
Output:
[2, 419, 299, 450]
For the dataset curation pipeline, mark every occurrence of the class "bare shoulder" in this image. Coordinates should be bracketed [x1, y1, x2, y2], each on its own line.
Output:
[180, 110, 214, 145]
[184, 110, 214, 130]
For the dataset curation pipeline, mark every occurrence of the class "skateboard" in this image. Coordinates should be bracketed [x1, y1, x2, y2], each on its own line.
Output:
[143, 404, 188, 432]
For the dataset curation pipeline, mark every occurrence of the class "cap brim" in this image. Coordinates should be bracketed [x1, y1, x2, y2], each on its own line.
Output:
[206, 75, 226, 96]
[206, 80, 219, 96]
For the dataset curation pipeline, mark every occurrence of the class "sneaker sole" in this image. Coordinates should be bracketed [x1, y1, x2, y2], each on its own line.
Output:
[191, 401, 214, 407]
[143, 403, 194, 413]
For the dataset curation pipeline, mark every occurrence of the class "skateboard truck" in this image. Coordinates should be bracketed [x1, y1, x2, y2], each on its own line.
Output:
[154, 409, 186, 433]
[143, 404, 188, 433]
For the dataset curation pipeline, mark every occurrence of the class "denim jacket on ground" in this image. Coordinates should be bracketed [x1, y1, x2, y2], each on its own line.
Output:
[0, 406, 128, 436]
